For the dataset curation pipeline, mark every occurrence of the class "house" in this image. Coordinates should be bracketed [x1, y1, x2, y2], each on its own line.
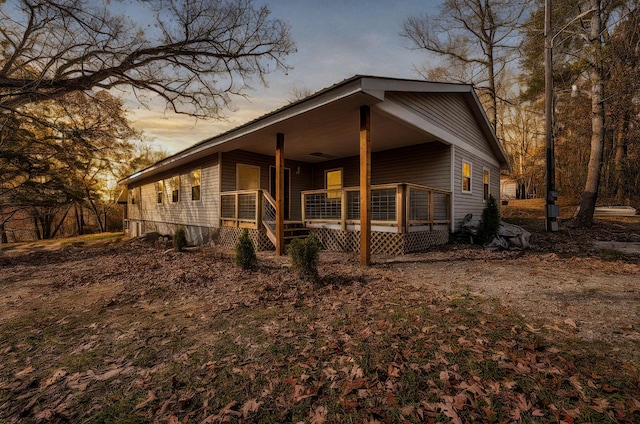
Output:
[119, 75, 509, 265]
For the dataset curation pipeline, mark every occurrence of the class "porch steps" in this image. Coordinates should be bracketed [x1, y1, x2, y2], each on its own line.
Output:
[283, 221, 309, 244]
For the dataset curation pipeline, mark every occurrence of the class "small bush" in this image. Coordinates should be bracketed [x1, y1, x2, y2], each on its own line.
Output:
[476, 195, 501, 244]
[235, 228, 257, 269]
[173, 227, 187, 252]
[288, 233, 321, 281]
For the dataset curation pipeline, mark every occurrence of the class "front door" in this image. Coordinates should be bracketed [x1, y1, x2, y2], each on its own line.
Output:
[269, 166, 290, 220]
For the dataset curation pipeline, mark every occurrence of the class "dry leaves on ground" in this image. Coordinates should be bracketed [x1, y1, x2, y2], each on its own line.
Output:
[0, 224, 639, 423]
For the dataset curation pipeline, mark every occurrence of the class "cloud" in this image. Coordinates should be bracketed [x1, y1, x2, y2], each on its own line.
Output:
[123, 0, 443, 154]
[127, 96, 284, 154]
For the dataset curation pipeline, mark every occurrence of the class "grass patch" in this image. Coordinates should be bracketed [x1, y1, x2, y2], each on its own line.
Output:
[87, 392, 150, 424]
[600, 248, 625, 259]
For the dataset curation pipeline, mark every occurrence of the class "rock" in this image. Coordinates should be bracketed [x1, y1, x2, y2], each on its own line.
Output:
[485, 236, 510, 250]
[462, 217, 481, 235]
[140, 231, 161, 242]
[497, 221, 531, 249]
[462, 215, 530, 250]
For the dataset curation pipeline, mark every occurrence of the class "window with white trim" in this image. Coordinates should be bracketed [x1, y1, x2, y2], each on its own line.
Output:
[462, 161, 472, 193]
[129, 187, 141, 205]
[483, 169, 490, 201]
[156, 180, 164, 204]
[191, 169, 201, 201]
[237, 164, 260, 190]
[170, 176, 180, 203]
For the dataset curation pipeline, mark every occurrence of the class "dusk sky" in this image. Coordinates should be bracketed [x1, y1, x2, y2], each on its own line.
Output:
[128, 0, 442, 154]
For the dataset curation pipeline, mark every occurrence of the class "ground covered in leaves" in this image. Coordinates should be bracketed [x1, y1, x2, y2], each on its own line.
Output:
[1, 216, 640, 423]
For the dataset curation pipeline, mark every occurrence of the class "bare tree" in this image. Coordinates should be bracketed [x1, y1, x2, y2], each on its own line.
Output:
[501, 103, 545, 198]
[401, 0, 530, 131]
[287, 84, 314, 103]
[563, 0, 629, 227]
[0, 0, 295, 118]
[605, 6, 640, 204]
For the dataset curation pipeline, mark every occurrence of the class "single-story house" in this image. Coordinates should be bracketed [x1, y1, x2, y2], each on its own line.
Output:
[119, 75, 509, 265]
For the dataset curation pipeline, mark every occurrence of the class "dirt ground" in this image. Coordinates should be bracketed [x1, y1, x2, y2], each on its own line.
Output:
[2, 215, 639, 360]
[1, 210, 640, 422]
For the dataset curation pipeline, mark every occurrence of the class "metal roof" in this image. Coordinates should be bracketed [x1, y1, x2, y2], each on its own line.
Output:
[119, 75, 508, 185]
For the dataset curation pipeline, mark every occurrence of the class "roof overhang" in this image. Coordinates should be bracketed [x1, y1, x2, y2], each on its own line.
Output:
[119, 75, 509, 185]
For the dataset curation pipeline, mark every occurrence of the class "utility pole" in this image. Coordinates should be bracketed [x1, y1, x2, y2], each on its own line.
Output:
[545, 0, 559, 231]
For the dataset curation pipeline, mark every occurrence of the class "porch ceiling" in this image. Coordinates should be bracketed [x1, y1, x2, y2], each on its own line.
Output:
[119, 76, 481, 186]
[213, 94, 437, 163]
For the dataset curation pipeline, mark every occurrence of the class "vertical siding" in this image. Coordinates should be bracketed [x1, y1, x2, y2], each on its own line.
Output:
[127, 154, 219, 228]
[312, 142, 451, 190]
[387, 92, 494, 157]
[453, 148, 501, 231]
[220, 150, 312, 221]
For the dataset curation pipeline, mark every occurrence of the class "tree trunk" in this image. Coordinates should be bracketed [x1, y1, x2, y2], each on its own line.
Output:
[573, 68, 605, 227]
[51, 206, 71, 239]
[614, 112, 629, 203]
[572, 2, 605, 228]
[0, 221, 7, 244]
[75, 203, 85, 235]
[41, 212, 52, 239]
[33, 214, 42, 240]
[86, 188, 106, 233]
[486, 47, 498, 132]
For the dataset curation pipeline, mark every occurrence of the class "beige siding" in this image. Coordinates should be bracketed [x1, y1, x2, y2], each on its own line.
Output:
[312, 142, 451, 190]
[220, 150, 312, 221]
[452, 148, 501, 231]
[387, 92, 494, 157]
[127, 155, 219, 228]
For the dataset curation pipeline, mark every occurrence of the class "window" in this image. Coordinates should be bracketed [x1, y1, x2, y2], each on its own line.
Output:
[325, 169, 342, 199]
[483, 169, 490, 201]
[170, 176, 180, 202]
[129, 187, 140, 205]
[191, 169, 201, 201]
[462, 161, 472, 193]
[237, 164, 260, 190]
[156, 180, 164, 204]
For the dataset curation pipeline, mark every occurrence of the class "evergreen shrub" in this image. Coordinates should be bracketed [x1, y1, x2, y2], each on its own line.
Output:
[476, 194, 501, 244]
[288, 233, 321, 281]
[173, 227, 187, 252]
[235, 228, 257, 269]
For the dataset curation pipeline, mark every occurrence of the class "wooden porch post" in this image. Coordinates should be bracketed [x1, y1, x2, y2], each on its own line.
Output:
[360, 106, 371, 266]
[398, 184, 407, 234]
[275, 133, 285, 256]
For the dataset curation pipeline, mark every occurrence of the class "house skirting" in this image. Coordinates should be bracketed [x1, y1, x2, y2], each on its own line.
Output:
[217, 226, 274, 251]
[128, 220, 449, 255]
[310, 228, 449, 255]
[126, 219, 217, 245]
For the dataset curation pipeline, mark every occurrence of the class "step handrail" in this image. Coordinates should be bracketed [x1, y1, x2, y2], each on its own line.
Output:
[262, 191, 277, 246]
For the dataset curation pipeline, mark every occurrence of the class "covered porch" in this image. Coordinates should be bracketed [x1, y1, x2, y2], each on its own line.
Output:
[210, 78, 462, 263]
[218, 182, 451, 255]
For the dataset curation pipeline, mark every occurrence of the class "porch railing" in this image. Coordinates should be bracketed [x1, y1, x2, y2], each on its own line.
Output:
[220, 184, 451, 235]
[220, 190, 263, 229]
[262, 191, 277, 245]
[220, 189, 278, 244]
[301, 183, 451, 233]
